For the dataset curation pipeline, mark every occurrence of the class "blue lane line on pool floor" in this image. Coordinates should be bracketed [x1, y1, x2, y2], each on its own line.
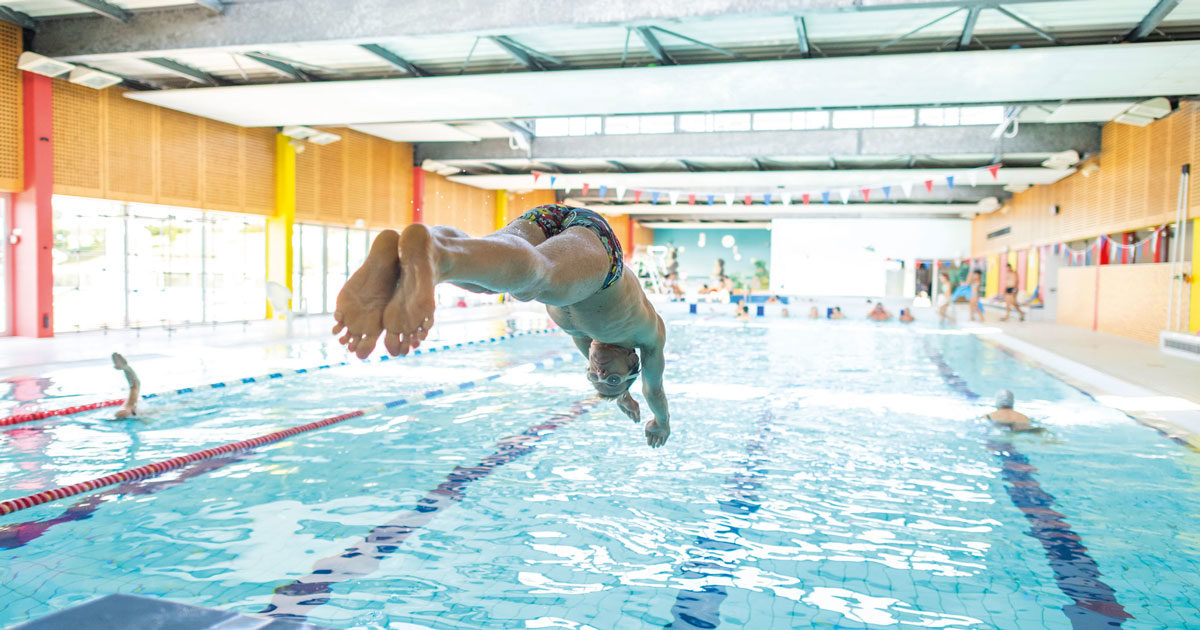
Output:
[261, 398, 599, 622]
[664, 408, 774, 629]
[923, 338, 1132, 629]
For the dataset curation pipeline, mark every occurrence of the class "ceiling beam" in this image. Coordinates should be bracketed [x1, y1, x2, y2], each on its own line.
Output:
[192, 0, 225, 14]
[359, 43, 428, 77]
[650, 26, 746, 60]
[142, 57, 227, 86]
[0, 6, 37, 30]
[1125, 0, 1183, 42]
[994, 6, 1063, 44]
[872, 7, 963, 53]
[958, 6, 981, 50]
[794, 15, 811, 57]
[415, 123, 1101, 163]
[488, 35, 564, 71]
[67, 0, 131, 23]
[634, 27, 674, 65]
[241, 52, 317, 81]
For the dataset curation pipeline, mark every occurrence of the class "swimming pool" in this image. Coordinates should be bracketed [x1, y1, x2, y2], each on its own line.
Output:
[2, 315, 1198, 629]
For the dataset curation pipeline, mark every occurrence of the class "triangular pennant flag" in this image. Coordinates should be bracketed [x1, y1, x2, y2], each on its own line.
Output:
[802, 193, 810, 206]
[687, 193, 696, 205]
[724, 193, 735, 206]
[549, 175, 557, 188]
[945, 176, 955, 190]
[924, 180, 934, 193]
[633, 189, 642, 203]
[744, 194, 753, 206]
[821, 191, 830, 204]
[763, 193, 772, 205]
[651, 191, 660, 204]
[598, 185, 608, 198]
[968, 171, 978, 187]
[582, 183, 590, 196]
[616, 186, 626, 201]
[564, 186, 572, 195]
[782, 193, 792, 206]
[861, 187, 871, 203]
[901, 182, 913, 198]
[706, 194, 715, 205]
[669, 191, 680, 205]
[839, 189, 851, 204]
[987, 164, 1001, 180]
[882, 185, 891, 200]
[531, 170, 542, 183]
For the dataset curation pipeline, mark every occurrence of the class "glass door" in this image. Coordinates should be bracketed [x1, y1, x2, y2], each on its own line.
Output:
[0, 194, 9, 335]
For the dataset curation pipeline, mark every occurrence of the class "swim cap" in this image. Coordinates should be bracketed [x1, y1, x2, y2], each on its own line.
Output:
[995, 390, 1015, 409]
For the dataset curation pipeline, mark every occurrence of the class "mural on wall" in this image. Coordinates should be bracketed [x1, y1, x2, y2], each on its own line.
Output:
[652, 228, 771, 290]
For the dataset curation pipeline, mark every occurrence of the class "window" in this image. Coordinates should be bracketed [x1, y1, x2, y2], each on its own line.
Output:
[53, 197, 126, 332]
[205, 213, 266, 323]
[639, 115, 675, 134]
[568, 116, 602, 136]
[959, 106, 1004, 125]
[832, 110, 873, 129]
[712, 113, 750, 131]
[753, 112, 792, 131]
[872, 108, 916, 128]
[678, 114, 708, 132]
[297, 224, 325, 314]
[792, 111, 830, 130]
[534, 118, 568, 137]
[605, 116, 640, 135]
[0, 195, 8, 335]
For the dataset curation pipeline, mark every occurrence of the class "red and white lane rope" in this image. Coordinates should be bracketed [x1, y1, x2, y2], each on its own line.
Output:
[0, 352, 577, 517]
[0, 328, 559, 428]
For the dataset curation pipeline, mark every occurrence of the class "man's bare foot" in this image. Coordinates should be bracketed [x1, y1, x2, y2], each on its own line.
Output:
[382, 224, 438, 356]
[332, 230, 400, 359]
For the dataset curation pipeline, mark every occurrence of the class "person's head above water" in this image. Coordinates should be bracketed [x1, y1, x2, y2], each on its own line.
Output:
[587, 341, 640, 399]
[995, 389, 1015, 409]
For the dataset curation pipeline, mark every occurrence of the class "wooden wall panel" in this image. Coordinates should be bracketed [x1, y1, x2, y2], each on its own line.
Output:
[51, 82, 102, 196]
[389, 143, 413, 228]
[1056, 266, 1096, 331]
[156, 108, 201, 207]
[0, 22, 22, 192]
[634, 222, 654, 250]
[242, 128, 275, 214]
[291, 130, 412, 228]
[1096, 263, 1176, 344]
[973, 102, 1200, 256]
[507, 190, 557, 217]
[295, 144, 317, 222]
[104, 89, 156, 203]
[315, 138, 346, 224]
[423, 173, 494, 236]
[368, 137, 392, 227]
[200, 118, 242, 212]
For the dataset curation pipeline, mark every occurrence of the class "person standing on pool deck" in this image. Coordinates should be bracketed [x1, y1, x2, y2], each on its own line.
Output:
[1000, 263, 1025, 322]
[111, 352, 140, 419]
[332, 204, 672, 448]
[968, 270, 986, 322]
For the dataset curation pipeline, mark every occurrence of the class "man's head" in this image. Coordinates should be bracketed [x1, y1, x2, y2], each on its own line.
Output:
[995, 389, 1015, 409]
[587, 341, 640, 399]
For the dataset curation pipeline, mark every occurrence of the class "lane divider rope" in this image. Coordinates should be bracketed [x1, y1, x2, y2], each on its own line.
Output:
[0, 328, 558, 428]
[0, 352, 577, 517]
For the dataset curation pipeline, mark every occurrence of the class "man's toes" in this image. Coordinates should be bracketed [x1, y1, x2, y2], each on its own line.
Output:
[339, 330, 354, 346]
[355, 331, 380, 359]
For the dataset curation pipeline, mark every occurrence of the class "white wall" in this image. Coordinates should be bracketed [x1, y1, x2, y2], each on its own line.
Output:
[769, 218, 972, 296]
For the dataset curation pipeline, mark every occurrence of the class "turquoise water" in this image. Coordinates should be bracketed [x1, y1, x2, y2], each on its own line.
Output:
[2, 316, 1199, 629]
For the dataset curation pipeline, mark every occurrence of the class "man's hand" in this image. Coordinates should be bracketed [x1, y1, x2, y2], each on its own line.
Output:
[616, 391, 640, 423]
[645, 419, 670, 448]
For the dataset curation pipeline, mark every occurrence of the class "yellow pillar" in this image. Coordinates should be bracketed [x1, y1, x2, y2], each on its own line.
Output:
[1027, 247, 1040, 300]
[266, 134, 296, 319]
[1190, 218, 1199, 333]
[985, 254, 1000, 297]
[495, 189, 508, 230]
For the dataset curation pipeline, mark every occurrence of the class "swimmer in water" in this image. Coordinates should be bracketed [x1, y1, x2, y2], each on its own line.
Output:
[867, 302, 892, 321]
[333, 205, 672, 448]
[985, 390, 1043, 433]
[111, 352, 139, 419]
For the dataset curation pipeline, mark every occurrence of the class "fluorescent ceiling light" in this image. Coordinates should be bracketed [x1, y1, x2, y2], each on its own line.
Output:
[1126, 97, 1171, 119]
[1113, 112, 1154, 127]
[18, 52, 74, 78]
[281, 125, 319, 139]
[1041, 150, 1080, 169]
[68, 67, 123, 90]
[307, 131, 341, 145]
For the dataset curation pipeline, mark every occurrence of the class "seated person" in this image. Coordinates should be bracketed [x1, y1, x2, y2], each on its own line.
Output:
[781, 307, 790, 318]
[736, 303, 751, 321]
[986, 390, 1044, 433]
[111, 352, 140, 419]
[767, 295, 780, 304]
[829, 306, 846, 320]
[867, 302, 892, 321]
[898, 308, 915, 323]
[808, 306, 820, 319]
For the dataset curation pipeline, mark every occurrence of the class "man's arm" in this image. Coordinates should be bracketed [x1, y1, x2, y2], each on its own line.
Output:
[638, 315, 671, 448]
[569, 335, 592, 359]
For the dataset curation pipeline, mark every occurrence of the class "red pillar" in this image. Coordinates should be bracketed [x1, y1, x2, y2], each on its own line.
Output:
[626, 218, 635, 261]
[12, 73, 53, 338]
[1098, 235, 1110, 265]
[1121, 232, 1131, 264]
[411, 166, 425, 224]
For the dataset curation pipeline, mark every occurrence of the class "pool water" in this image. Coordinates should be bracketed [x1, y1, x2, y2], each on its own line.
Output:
[2, 316, 1199, 629]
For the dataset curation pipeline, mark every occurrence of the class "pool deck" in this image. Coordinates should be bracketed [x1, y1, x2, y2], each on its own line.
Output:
[969, 319, 1200, 445]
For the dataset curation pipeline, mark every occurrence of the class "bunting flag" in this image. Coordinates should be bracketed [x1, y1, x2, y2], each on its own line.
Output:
[987, 164, 1001, 180]
[924, 180, 934, 193]
[725, 193, 735, 206]
[763, 193, 772, 205]
[744, 194, 753, 206]
[531, 170, 543, 183]
[582, 183, 590, 196]
[615, 186, 626, 201]
[687, 193, 696, 205]
[633, 189, 643, 203]
[802, 193, 811, 206]
[707, 194, 715, 205]
[861, 187, 871, 203]
[651, 191, 660, 204]
[968, 171, 978, 187]
[821, 191, 830, 205]
[782, 192, 793, 206]
[669, 191, 680, 205]
[882, 185, 892, 200]
[564, 186, 573, 195]
[945, 176, 955, 190]
[901, 182, 913, 198]
[839, 189, 851, 204]
[549, 175, 557, 187]
[598, 185, 608, 198]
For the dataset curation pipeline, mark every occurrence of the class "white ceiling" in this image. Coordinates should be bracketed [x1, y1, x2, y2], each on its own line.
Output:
[125, 40, 1200, 127]
[587, 202, 982, 218]
[350, 122, 482, 142]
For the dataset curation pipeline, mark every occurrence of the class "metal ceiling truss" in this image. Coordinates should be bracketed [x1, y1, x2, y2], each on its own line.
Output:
[871, 6, 964, 53]
[793, 15, 811, 58]
[1125, 0, 1184, 42]
[241, 52, 319, 81]
[142, 57, 227, 86]
[958, 6, 982, 50]
[488, 35, 567, 71]
[359, 43, 428, 77]
[634, 26, 674, 65]
[994, 6, 1063, 44]
[67, 0, 131, 23]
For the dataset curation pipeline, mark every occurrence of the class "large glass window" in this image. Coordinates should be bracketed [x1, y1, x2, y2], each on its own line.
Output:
[0, 195, 9, 335]
[297, 223, 325, 314]
[206, 213, 267, 322]
[325, 226, 349, 315]
[53, 196, 126, 332]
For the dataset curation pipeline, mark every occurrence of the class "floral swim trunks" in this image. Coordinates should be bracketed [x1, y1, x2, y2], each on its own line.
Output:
[516, 204, 624, 291]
